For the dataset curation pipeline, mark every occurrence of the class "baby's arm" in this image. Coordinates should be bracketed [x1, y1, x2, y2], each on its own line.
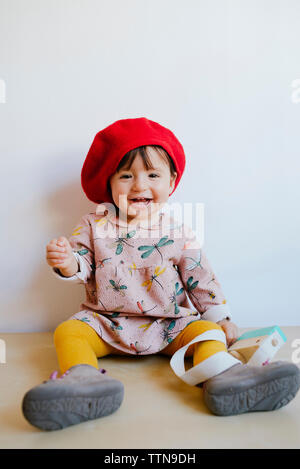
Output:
[46, 237, 79, 277]
[47, 214, 95, 283]
[177, 225, 238, 345]
[217, 319, 239, 347]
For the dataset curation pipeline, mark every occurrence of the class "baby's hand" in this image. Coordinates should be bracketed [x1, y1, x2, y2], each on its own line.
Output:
[46, 237, 74, 269]
[217, 319, 239, 348]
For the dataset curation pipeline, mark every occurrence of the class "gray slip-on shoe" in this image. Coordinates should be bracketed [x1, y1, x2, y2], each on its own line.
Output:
[22, 364, 124, 431]
[203, 361, 300, 416]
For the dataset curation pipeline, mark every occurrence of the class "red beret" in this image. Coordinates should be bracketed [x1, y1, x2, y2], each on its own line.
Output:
[81, 117, 186, 204]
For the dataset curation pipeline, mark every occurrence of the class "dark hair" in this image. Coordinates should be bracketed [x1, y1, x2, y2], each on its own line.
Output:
[116, 145, 177, 178]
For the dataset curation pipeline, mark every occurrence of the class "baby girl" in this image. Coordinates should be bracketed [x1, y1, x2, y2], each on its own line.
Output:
[22, 117, 300, 431]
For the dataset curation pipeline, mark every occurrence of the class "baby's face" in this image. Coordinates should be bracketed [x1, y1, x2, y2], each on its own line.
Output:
[109, 148, 176, 223]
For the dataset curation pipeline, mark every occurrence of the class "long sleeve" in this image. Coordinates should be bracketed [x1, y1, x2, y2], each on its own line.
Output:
[177, 225, 232, 323]
[51, 214, 95, 284]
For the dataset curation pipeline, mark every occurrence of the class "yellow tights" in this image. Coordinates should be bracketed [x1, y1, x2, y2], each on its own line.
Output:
[54, 319, 227, 375]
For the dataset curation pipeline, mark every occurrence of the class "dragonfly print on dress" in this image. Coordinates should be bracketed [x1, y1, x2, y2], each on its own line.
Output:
[185, 275, 203, 310]
[180, 249, 224, 312]
[164, 282, 184, 315]
[106, 231, 136, 255]
[141, 266, 166, 292]
[184, 251, 204, 271]
[160, 320, 179, 344]
[138, 235, 174, 263]
[136, 300, 158, 315]
[106, 278, 128, 297]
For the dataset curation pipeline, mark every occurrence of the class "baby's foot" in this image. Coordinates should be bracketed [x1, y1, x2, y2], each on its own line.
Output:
[203, 361, 300, 416]
[22, 364, 124, 431]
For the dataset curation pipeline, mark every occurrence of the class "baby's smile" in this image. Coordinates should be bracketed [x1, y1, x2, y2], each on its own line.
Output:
[128, 197, 152, 209]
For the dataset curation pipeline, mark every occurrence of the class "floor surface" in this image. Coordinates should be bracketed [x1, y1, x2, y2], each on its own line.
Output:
[1, 327, 300, 449]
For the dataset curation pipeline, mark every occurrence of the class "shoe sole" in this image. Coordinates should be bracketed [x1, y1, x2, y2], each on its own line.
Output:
[22, 389, 124, 431]
[203, 365, 300, 416]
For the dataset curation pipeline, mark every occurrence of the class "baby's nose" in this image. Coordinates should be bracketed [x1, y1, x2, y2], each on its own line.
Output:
[132, 175, 148, 190]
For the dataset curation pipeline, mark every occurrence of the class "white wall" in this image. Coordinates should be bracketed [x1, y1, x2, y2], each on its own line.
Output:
[1, 0, 299, 332]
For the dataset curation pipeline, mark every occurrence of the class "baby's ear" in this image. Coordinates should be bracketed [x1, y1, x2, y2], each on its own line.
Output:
[169, 172, 177, 193]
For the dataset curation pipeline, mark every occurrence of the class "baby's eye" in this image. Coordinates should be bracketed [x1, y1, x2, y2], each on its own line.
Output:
[149, 173, 159, 178]
[120, 174, 132, 179]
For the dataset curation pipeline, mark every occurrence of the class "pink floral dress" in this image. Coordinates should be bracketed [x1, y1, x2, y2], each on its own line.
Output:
[52, 203, 231, 355]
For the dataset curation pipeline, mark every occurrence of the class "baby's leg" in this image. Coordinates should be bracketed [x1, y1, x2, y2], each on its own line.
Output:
[162, 320, 226, 366]
[163, 320, 300, 416]
[54, 319, 115, 374]
[22, 319, 123, 431]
